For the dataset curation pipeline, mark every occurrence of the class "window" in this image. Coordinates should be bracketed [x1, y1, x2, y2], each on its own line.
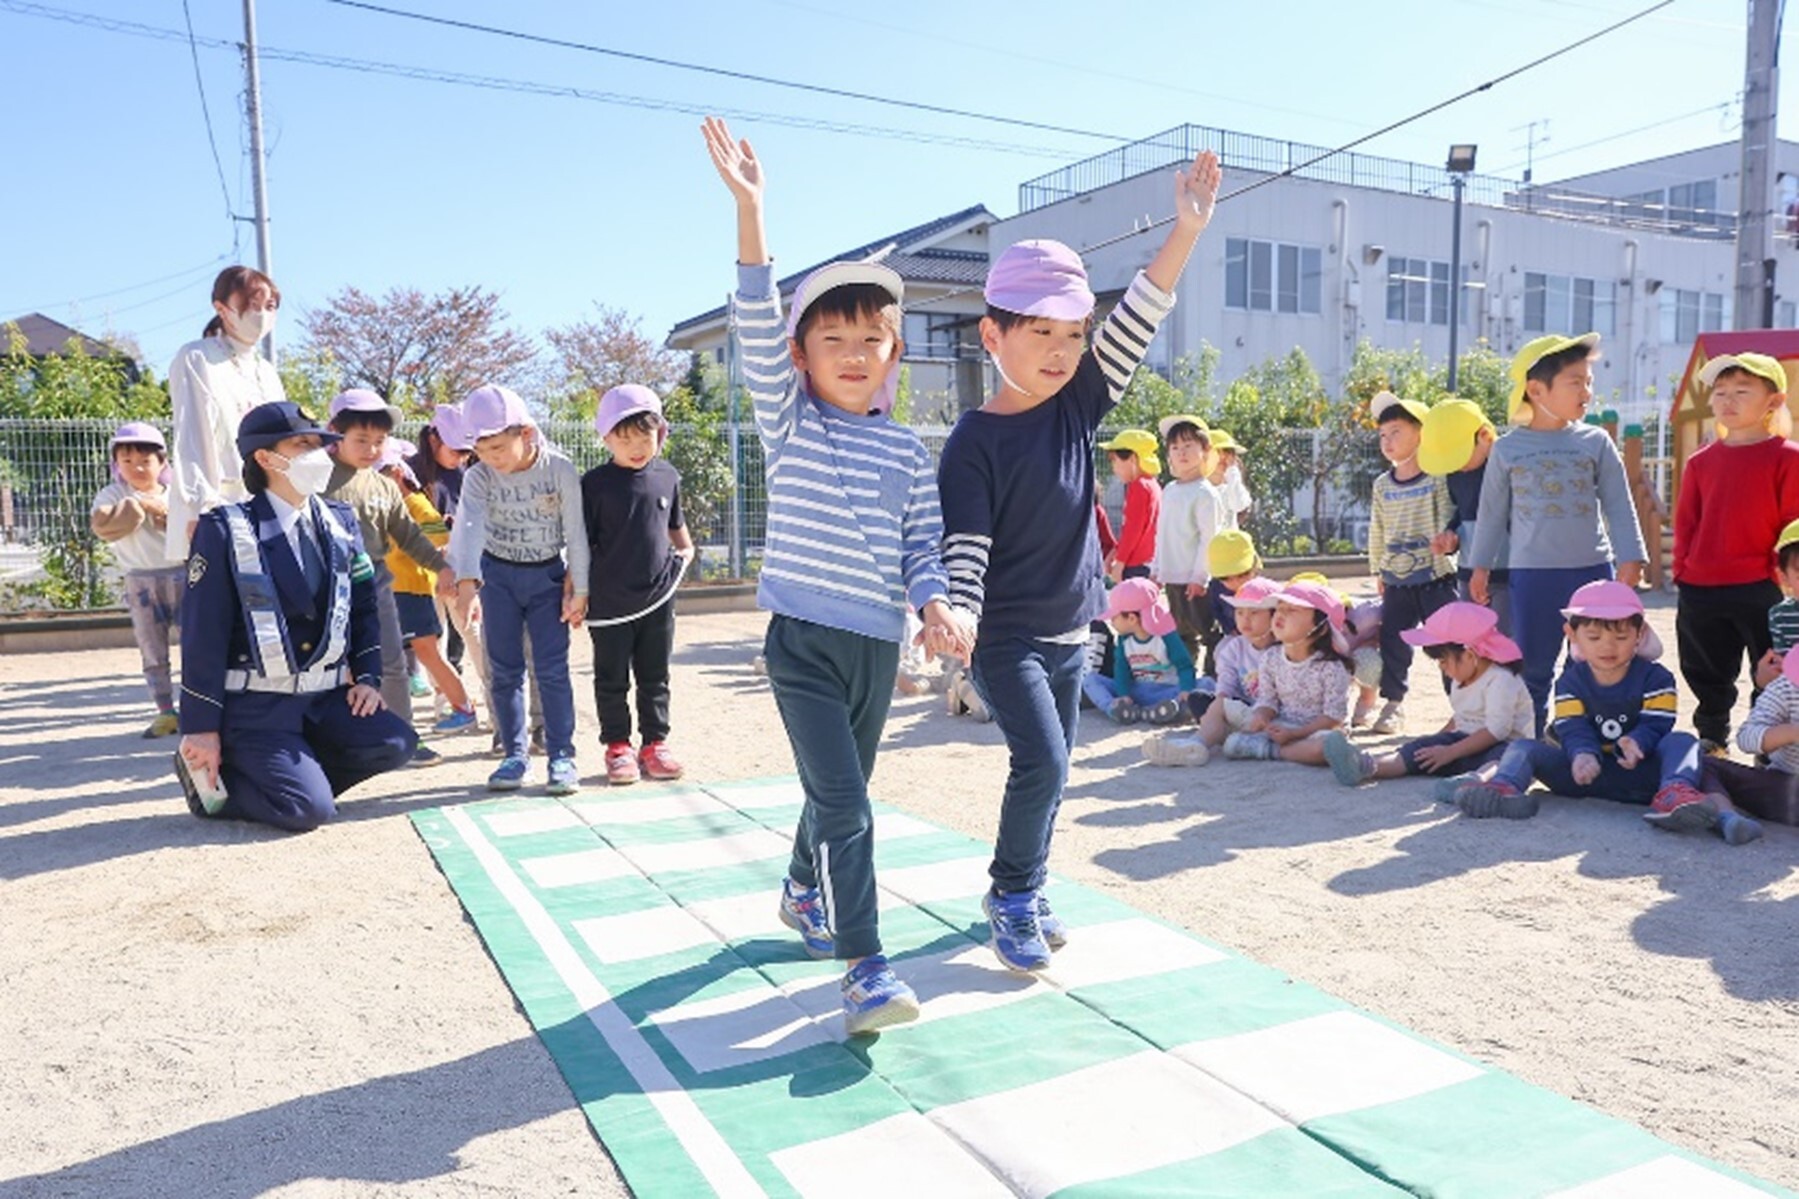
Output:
[1701, 292, 1726, 333]
[901, 313, 961, 360]
[1779, 300, 1796, 328]
[1668, 179, 1720, 224]
[1389, 257, 1471, 326]
[1524, 272, 1616, 336]
[1658, 289, 1723, 345]
[1225, 237, 1322, 314]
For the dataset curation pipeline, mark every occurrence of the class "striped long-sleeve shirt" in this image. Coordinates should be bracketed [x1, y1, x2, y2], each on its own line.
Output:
[1736, 675, 1799, 774]
[1550, 656, 1678, 760]
[731, 262, 949, 643]
[937, 272, 1176, 640]
[1367, 466, 1455, 586]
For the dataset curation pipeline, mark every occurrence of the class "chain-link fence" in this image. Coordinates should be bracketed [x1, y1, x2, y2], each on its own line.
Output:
[0, 417, 1676, 612]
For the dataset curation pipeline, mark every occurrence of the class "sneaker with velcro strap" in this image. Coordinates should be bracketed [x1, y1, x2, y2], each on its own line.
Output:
[841, 955, 920, 1036]
[983, 887, 1052, 972]
[778, 878, 834, 959]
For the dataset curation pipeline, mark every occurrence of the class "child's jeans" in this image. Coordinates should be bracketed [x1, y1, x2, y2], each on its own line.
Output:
[1490, 732, 1701, 803]
[970, 634, 1084, 895]
[1081, 675, 1181, 719]
[1509, 563, 1612, 733]
[123, 566, 183, 710]
[1396, 731, 1507, 776]
[480, 554, 575, 760]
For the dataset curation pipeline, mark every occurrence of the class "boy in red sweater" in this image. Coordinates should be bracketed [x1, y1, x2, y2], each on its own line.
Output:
[1673, 352, 1799, 751]
[1102, 429, 1161, 581]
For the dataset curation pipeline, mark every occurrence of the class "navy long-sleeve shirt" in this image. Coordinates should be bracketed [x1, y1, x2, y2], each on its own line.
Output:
[1550, 656, 1678, 761]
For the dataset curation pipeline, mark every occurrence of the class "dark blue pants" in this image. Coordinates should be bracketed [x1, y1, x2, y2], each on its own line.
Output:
[1081, 674, 1181, 715]
[1491, 732, 1700, 804]
[1378, 576, 1458, 700]
[764, 615, 897, 961]
[1676, 580, 1780, 746]
[482, 554, 576, 760]
[1397, 730, 1508, 776]
[218, 688, 417, 832]
[1510, 563, 1612, 733]
[970, 634, 1085, 894]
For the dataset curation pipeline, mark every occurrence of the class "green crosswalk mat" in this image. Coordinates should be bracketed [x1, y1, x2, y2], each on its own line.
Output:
[410, 778, 1791, 1198]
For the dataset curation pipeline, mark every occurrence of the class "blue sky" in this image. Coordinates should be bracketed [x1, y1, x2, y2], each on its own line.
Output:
[1, 0, 1791, 378]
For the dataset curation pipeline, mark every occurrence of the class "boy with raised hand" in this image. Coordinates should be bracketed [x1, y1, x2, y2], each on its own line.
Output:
[938, 148, 1221, 973]
[703, 116, 972, 1036]
[1673, 353, 1799, 754]
[1366, 390, 1457, 734]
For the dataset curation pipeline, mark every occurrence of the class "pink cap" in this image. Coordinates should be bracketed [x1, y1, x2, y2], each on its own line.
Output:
[1276, 580, 1345, 631]
[1103, 578, 1177, 636]
[984, 239, 1095, 322]
[107, 421, 170, 485]
[432, 403, 473, 452]
[328, 387, 401, 421]
[595, 383, 665, 440]
[1560, 579, 1644, 621]
[1220, 576, 1282, 610]
[1783, 645, 1799, 689]
[376, 437, 416, 470]
[1400, 600, 1523, 663]
[461, 385, 534, 441]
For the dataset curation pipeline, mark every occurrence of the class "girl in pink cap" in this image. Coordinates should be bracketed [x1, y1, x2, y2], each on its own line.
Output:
[1083, 578, 1196, 724]
[1320, 601, 1533, 789]
[1222, 580, 1353, 766]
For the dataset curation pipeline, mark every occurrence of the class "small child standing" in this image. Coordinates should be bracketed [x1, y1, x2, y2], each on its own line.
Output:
[1451, 582, 1707, 828]
[1153, 414, 1222, 665]
[1672, 353, 1799, 753]
[1101, 429, 1162, 581]
[1208, 430, 1252, 529]
[1083, 578, 1196, 724]
[1366, 391, 1457, 735]
[377, 440, 477, 735]
[1468, 334, 1647, 733]
[1420, 398, 1512, 637]
[582, 384, 695, 787]
[90, 423, 185, 737]
[1321, 602, 1533, 788]
[1221, 580, 1352, 766]
[449, 384, 589, 796]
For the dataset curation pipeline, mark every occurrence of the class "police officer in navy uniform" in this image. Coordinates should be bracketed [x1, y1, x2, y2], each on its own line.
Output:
[174, 400, 417, 831]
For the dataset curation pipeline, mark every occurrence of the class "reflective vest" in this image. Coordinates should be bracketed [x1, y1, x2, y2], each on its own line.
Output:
[220, 500, 353, 693]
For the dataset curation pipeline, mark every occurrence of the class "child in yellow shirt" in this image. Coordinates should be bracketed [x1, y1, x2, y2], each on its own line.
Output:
[380, 441, 476, 731]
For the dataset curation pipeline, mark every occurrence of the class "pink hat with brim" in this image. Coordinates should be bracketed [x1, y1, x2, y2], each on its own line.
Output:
[1400, 600, 1522, 663]
[1103, 577, 1177, 636]
[433, 403, 473, 452]
[376, 437, 417, 470]
[596, 383, 667, 441]
[328, 388, 402, 423]
[461, 385, 535, 441]
[1561, 579, 1663, 661]
[1220, 576, 1282, 610]
[787, 259, 905, 416]
[1275, 579, 1351, 655]
[985, 239, 1095, 322]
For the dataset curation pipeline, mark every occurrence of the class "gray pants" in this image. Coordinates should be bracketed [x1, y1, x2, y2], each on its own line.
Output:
[124, 567, 183, 710]
[374, 565, 412, 726]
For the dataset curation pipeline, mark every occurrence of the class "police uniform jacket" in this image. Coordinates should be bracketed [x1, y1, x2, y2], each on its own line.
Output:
[179, 492, 383, 734]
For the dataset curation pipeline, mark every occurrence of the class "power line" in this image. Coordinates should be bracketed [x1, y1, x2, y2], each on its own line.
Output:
[4, 254, 228, 315]
[179, 0, 237, 243]
[1484, 101, 1736, 178]
[0, 1, 1084, 158]
[323, 0, 1134, 143]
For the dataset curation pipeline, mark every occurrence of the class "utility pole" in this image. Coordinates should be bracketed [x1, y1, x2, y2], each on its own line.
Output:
[1734, 0, 1782, 329]
[242, 0, 276, 363]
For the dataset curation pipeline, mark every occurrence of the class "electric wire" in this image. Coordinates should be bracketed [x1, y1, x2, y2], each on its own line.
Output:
[6, 254, 228, 315]
[179, 0, 238, 243]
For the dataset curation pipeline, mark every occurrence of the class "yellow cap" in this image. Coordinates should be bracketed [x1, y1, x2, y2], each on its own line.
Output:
[1100, 429, 1161, 475]
[1156, 413, 1209, 439]
[1207, 529, 1259, 578]
[1418, 398, 1495, 476]
[1371, 390, 1429, 425]
[1777, 518, 1799, 553]
[1289, 570, 1328, 585]
[1208, 429, 1242, 454]
[1508, 332, 1600, 421]
[1699, 352, 1788, 394]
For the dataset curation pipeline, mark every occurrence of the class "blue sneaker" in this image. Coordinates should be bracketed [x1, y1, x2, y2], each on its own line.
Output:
[841, 955, 920, 1036]
[1037, 892, 1069, 951]
[777, 878, 834, 959]
[487, 756, 529, 792]
[983, 888, 1051, 972]
[545, 755, 580, 796]
[433, 707, 478, 735]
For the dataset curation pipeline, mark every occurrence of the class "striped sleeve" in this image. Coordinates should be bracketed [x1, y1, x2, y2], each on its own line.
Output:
[731, 263, 798, 453]
[898, 438, 950, 612]
[1769, 600, 1799, 654]
[1631, 662, 1678, 754]
[938, 426, 994, 621]
[1091, 272, 1177, 411]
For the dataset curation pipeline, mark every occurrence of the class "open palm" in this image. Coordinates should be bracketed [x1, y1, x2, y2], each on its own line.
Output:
[702, 116, 764, 204]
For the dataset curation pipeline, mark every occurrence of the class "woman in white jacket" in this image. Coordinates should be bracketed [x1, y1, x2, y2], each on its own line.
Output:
[165, 266, 285, 559]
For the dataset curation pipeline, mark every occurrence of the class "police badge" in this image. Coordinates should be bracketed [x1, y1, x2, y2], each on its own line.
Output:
[187, 555, 207, 586]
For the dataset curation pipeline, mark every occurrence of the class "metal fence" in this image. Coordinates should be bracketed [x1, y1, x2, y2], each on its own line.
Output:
[0, 418, 1679, 611]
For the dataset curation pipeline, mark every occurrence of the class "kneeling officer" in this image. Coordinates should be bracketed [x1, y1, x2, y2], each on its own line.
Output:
[175, 400, 417, 830]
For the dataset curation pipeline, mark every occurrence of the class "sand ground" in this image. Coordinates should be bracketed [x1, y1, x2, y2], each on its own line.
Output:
[1, 588, 1795, 1197]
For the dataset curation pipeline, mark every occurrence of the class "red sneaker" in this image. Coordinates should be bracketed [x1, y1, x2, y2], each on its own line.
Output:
[639, 741, 685, 781]
[604, 742, 639, 786]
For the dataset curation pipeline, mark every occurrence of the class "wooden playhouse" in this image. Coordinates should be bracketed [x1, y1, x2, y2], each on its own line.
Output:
[1667, 329, 1799, 513]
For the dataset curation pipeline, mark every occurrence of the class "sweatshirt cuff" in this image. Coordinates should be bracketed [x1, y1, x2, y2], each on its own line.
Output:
[737, 261, 777, 298]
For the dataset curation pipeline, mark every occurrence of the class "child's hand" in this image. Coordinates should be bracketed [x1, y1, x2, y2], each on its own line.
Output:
[1267, 726, 1298, 746]
[1572, 752, 1602, 785]
[561, 579, 587, 627]
[1174, 149, 1221, 233]
[1617, 561, 1643, 589]
[1469, 568, 1491, 606]
[1415, 743, 1460, 772]
[136, 493, 168, 518]
[434, 567, 457, 601]
[1754, 648, 1783, 690]
[702, 116, 764, 208]
[1185, 582, 1205, 600]
[1243, 712, 1270, 734]
[918, 599, 975, 663]
[1431, 531, 1459, 555]
[1106, 558, 1124, 583]
[455, 579, 480, 626]
[1615, 736, 1645, 769]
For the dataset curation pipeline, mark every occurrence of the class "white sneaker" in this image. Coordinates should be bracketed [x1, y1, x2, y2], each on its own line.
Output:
[1143, 730, 1210, 767]
[1370, 701, 1406, 735]
[956, 675, 992, 722]
[750, 654, 768, 677]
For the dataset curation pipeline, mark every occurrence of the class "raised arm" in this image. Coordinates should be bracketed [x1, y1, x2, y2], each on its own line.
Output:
[702, 116, 767, 267]
[1144, 149, 1220, 297]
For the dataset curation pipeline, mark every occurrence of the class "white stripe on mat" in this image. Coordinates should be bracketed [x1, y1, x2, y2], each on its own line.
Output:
[442, 807, 767, 1198]
[1546, 1156, 1777, 1198]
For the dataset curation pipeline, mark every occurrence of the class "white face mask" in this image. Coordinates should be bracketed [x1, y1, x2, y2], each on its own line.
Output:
[274, 447, 334, 497]
[229, 307, 276, 346]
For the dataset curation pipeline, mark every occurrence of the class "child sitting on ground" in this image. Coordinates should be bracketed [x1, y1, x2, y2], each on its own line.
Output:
[1084, 578, 1196, 725]
[91, 422, 185, 737]
[1450, 581, 1715, 834]
[1221, 579, 1352, 766]
[1101, 429, 1162, 582]
[1321, 601, 1534, 789]
[1143, 575, 1281, 767]
[1702, 644, 1799, 835]
[1291, 571, 1383, 727]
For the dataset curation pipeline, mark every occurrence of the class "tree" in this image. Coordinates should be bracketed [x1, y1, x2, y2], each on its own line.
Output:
[542, 305, 683, 422]
[299, 286, 538, 416]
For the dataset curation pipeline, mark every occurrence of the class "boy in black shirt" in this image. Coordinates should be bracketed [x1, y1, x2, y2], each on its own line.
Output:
[582, 385, 695, 785]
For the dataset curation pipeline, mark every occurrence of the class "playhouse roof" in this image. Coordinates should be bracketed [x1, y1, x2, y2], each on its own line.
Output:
[1669, 330, 1799, 420]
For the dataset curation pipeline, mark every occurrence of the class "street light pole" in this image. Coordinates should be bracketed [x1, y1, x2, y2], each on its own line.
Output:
[242, 0, 275, 365]
[1445, 144, 1478, 392]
